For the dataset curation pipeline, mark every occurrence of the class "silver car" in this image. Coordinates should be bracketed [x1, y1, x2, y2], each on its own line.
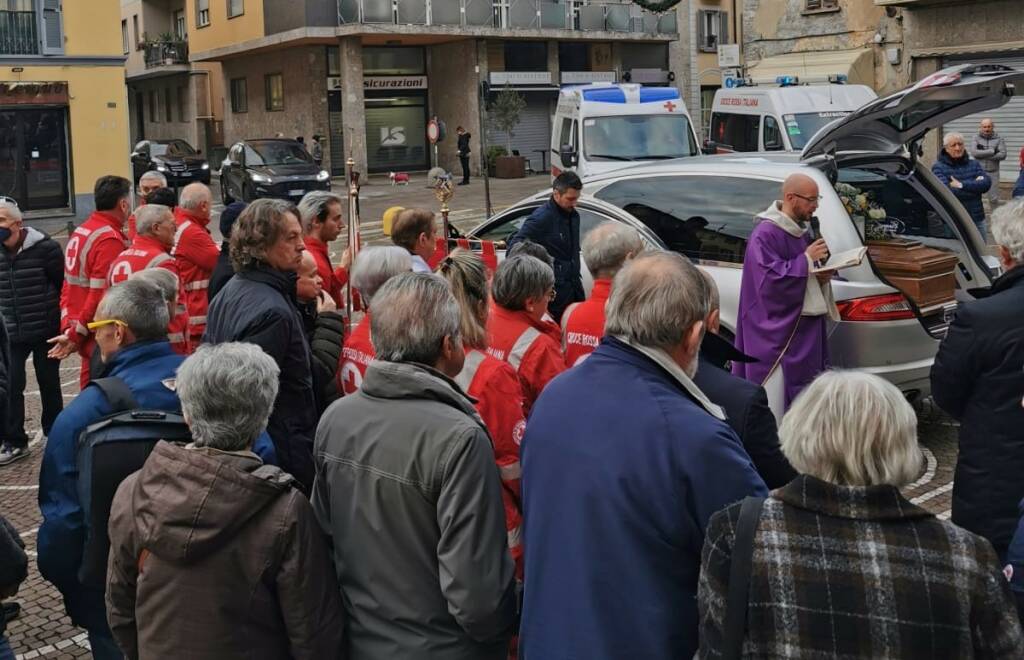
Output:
[469, 63, 1021, 402]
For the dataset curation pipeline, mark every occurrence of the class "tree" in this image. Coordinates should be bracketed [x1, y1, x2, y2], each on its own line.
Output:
[488, 86, 527, 154]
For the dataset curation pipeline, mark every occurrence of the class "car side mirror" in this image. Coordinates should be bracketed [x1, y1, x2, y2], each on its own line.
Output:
[559, 143, 578, 168]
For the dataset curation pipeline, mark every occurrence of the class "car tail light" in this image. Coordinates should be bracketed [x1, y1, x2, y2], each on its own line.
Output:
[836, 293, 915, 322]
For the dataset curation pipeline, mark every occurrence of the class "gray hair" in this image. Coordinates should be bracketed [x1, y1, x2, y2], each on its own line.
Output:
[370, 272, 461, 365]
[176, 343, 280, 452]
[943, 132, 965, 147]
[699, 268, 719, 312]
[491, 255, 554, 311]
[582, 222, 643, 278]
[178, 182, 211, 210]
[96, 279, 169, 341]
[991, 198, 1024, 264]
[507, 240, 553, 268]
[605, 251, 709, 352]
[297, 191, 344, 233]
[130, 267, 179, 305]
[134, 203, 173, 237]
[0, 200, 21, 222]
[350, 246, 412, 307]
[780, 370, 922, 488]
[139, 170, 167, 187]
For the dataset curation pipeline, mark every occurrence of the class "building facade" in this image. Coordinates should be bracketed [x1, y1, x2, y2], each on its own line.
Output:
[0, 0, 130, 222]
[692, 0, 737, 135]
[121, 0, 226, 167]
[186, 0, 690, 177]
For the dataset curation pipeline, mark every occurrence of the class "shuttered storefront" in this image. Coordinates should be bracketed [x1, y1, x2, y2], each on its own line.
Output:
[487, 92, 554, 173]
[942, 56, 1024, 182]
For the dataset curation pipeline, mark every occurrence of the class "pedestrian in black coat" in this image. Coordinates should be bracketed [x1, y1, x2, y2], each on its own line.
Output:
[207, 201, 247, 304]
[932, 200, 1024, 558]
[0, 200, 60, 465]
[456, 126, 471, 185]
[0, 514, 28, 656]
[203, 199, 317, 492]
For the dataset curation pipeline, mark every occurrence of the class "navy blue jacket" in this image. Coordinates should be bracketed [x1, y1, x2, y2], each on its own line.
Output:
[931, 150, 991, 227]
[507, 196, 585, 321]
[519, 337, 767, 660]
[933, 265, 1024, 557]
[1013, 170, 1024, 199]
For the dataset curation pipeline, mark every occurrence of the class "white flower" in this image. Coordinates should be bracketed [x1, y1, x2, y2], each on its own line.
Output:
[868, 208, 887, 220]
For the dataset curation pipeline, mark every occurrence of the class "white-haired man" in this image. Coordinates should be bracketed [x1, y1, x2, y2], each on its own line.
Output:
[314, 273, 516, 659]
[299, 190, 351, 308]
[172, 182, 219, 345]
[519, 251, 766, 660]
[932, 132, 991, 239]
[127, 170, 168, 240]
[933, 198, 1024, 560]
[561, 222, 643, 366]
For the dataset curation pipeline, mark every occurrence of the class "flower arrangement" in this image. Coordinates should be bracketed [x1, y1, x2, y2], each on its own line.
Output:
[835, 182, 894, 240]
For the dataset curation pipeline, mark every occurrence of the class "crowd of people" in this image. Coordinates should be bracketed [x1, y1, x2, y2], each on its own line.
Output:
[0, 156, 1021, 660]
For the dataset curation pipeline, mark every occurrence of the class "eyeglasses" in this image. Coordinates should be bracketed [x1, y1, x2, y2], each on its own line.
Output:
[791, 193, 823, 203]
[86, 319, 127, 331]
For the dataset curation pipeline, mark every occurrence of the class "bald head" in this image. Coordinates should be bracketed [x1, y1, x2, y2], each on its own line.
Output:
[179, 183, 212, 219]
[781, 173, 820, 224]
[980, 118, 994, 136]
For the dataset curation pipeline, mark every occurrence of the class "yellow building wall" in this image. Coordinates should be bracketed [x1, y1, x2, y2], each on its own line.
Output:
[187, 0, 265, 54]
[64, 0, 124, 57]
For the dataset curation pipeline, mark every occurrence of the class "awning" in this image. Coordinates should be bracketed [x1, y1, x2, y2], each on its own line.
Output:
[746, 48, 875, 87]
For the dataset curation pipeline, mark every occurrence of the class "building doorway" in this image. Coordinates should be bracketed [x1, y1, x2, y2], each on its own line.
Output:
[0, 107, 70, 211]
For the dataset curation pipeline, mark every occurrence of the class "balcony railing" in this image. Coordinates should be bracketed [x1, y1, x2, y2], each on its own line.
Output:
[0, 10, 38, 55]
[144, 40, 189, 68]
[339, 0, 676, 34]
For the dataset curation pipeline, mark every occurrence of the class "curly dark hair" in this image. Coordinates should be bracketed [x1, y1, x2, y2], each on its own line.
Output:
[229, 198, 299, 272]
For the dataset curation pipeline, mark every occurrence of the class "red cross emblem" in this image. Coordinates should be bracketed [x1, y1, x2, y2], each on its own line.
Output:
[664, 101, 677, 112]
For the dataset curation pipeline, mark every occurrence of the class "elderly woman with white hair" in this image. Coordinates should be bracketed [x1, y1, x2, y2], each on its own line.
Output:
[698, 370, 1024, 658]
[105, 342, 344, 660]
[932, 130, 992, 239]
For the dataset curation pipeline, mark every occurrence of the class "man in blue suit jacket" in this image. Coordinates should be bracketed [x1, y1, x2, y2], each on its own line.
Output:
[519, 252, 767, 660]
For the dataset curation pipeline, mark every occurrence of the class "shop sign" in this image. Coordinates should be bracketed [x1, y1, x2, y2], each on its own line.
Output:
[489, 71, 553, 86]
[0, 81, 69, 106]
[629, 68, 669, 84]
[364, 76, 428, 90]
[560, 71, 617, 84]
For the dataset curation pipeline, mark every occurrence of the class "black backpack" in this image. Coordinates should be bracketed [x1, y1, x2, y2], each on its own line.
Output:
[75, 377, 191, 589]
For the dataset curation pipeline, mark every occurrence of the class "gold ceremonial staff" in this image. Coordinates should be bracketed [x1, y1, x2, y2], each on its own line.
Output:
[433, 172, 454, 256]
[345, 154, 361, 322]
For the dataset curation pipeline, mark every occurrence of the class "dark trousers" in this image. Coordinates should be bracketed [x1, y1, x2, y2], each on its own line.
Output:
[8, 340, 64, 447]
[459, 155, 470, 184]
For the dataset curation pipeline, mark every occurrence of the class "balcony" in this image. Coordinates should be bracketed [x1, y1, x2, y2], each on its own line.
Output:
[144, 40, 189, 68]
[0, 10, 38, 55]
[338, 0, 676, 34]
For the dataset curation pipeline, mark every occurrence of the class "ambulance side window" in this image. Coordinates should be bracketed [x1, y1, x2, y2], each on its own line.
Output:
[559, 118, 573, 149]
[709, 112, 760, 152]
[763, 116, 784, 151]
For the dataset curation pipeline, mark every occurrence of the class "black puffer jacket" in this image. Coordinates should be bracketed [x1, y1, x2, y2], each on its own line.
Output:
[0, 227, 64, 344]
[299, 301, 344, 415]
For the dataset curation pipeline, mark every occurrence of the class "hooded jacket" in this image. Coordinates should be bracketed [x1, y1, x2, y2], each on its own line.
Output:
[0, 226, 63, 344]
[106, 442, 343, 660]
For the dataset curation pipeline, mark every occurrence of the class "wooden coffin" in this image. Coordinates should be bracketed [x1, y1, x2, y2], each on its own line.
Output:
[866, 239, 958, 310]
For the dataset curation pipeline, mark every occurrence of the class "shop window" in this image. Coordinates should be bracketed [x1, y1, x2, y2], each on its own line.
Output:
[148, 90, 157, 122]
[698, 10, 728, 52]
[709, 112, 759, 152]
[265, 73, 284, 112]
[196, 0, 210, 27]
[230, 78, 248, 113]
[504, 41, 547, 71]
[228, 0, 243, 18]
[363, 46, 425, 75]
[177, 86, 187, 122]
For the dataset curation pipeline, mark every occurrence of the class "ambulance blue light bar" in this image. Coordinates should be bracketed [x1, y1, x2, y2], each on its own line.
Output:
[638, 88, 679, 103]
[581, 87, 626, 103]
[776, 75, 800, 87]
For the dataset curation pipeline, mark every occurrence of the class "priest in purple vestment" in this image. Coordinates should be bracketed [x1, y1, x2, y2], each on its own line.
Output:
[732, 173, 839, 418]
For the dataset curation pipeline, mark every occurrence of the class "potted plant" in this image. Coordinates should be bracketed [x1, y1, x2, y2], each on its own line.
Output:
[487, 86, 527, 179]
[485, 146, 507, 177]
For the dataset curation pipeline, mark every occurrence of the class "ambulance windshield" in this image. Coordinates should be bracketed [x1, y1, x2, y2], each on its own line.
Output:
[784, 111, 851, 149]
[583, 115, 697, 161]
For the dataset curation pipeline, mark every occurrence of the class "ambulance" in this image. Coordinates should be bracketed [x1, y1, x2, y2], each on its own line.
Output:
[707, 76, 877, 153]
[550, 83, 700, 180]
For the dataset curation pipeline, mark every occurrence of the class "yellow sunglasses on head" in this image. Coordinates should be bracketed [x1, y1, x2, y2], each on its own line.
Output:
[86, 319, 127, 331]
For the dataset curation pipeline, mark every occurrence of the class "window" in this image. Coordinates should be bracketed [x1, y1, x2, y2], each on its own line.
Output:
[121, 19, 128, 54]
[327, 46, 341, 76]
[362, 46, 426, 75]
[0, 0, 36, 55]
[132, 14, 139, 49]
[230, 77, 248, 113]
[783, 111, 851, 149]
[805, 0, 839, 11]
[196, 0, 210, 27]
[583, 115, 698, 160]
[476, 205, 616, 244]
[177, 85, 187, 122]
[173, 9, 186, 39]
[698, 10, 729, 52]
[595, 175, 781, 263]
[164, 88, 173, 125]
[228, 0, 243, 18]
[264, 73, 284, 112]
[558, 117, 573, 149]
[838, 166, 958, 242]
[709, 112, 760, 152]
[700, 86, 717, 135]
[148, 90, 157, 122]
[503, 41, 547, 71]
[763, 116, 784, 151]
[558, 42, 588, 72]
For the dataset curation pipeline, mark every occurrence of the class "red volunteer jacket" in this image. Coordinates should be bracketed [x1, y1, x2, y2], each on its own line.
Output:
[304, 236, 348, 308]
[108, 235, 191, 354]
[455, 348, 526, 579]
[338, 313, 374, 395]
[486, 305, 566, 415]
[171, 207, 219, 339]
[60, 211, 129, 387]
[126, 202, 142, 242]
[561, 278, 611, 367]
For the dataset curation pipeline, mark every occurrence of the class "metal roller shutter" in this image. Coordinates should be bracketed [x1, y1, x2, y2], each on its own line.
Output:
[487, 92, 553, 172]
[942, 56, 1024, 181]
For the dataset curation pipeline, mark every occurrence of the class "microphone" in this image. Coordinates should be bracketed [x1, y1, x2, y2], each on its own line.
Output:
[808, 215, 826, 269]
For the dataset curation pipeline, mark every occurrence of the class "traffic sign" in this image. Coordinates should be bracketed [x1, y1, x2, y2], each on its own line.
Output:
[427, 119, 440, 144]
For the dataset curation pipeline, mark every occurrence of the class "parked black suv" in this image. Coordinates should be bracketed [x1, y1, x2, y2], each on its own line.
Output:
[220, 139, 331, 204]
[131, 139, 210, 186]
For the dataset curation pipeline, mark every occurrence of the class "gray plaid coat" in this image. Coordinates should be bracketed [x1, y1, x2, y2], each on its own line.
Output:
[698, 475, 1023, 658]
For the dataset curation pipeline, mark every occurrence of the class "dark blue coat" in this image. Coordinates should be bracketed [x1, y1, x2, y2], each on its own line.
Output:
[519, 337, 767, 660]
[1013, 170, 1024, 199]
[931, 150, 991, 227]
[507, 196, 585, 321]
